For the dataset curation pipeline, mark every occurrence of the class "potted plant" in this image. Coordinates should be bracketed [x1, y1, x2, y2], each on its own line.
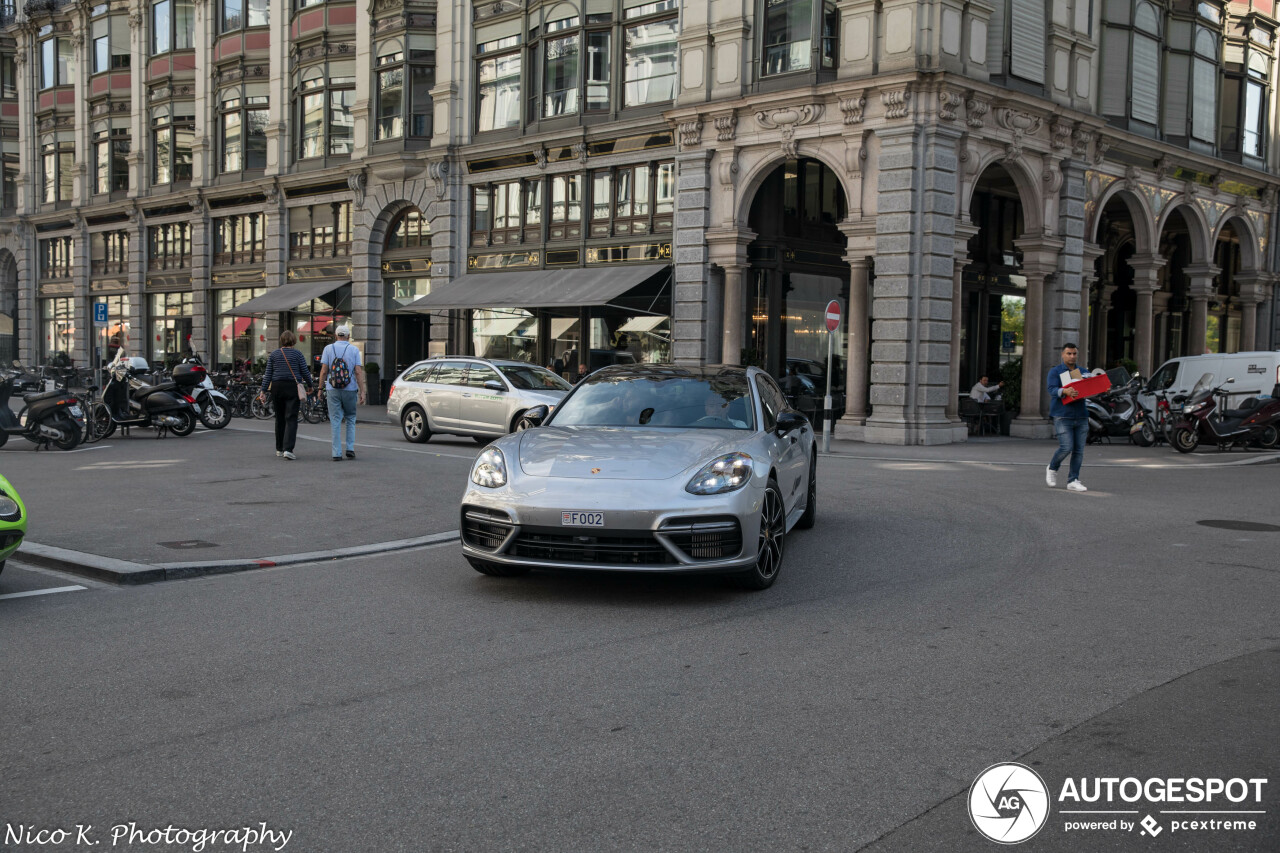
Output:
[999, 357, 1022, 435]
[364, 361, 381, 405]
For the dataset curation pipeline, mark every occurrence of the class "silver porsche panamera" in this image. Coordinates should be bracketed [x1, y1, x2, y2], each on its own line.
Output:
[459, 364, 818, 590]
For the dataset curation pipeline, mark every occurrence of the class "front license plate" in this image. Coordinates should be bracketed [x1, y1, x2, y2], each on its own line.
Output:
[562, 511, 604, 527]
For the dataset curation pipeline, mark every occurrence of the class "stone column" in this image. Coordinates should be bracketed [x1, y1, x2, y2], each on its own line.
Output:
[1011, 238, 1063, 436]
[1182, 263, 1218, 356]
[1235, 273, 1267, 352]
[1127, 253, 1166, 375]
[947, 221, 979, 422]
[706, 227, 755, 366]
[672, 151, 713, 364]
[1080, 242, 1104, 366]
[837, 219, 874, 434]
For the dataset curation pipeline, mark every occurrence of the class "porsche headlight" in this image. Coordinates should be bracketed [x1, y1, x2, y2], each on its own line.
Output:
[0, 493, 21, 521]
[471, 447, 508, 488]
[685, 453, 753, 495]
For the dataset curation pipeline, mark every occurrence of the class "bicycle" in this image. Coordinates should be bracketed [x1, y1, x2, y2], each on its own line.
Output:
[301, 386, 329, 424]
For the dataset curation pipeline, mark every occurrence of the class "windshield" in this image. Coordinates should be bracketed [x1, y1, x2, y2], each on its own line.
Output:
[498, 364, 572, 391]
[1190, 372, 1217, 395]
[551, 374, 756, 429]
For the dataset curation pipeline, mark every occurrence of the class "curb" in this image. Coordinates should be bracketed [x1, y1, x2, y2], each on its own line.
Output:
[18, 531, 460, 586]
[817, 450, 1280, 468]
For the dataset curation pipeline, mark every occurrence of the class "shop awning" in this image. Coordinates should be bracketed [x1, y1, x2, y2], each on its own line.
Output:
[549, 318, 579, 338]
[223, 280, 350, 316]
[401, 265, 668, 312]
[618, 315, 668, 333]
[476, 317, 527, 338]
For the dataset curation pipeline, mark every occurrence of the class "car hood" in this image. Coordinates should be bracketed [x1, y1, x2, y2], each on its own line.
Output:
[517, 426, 748, 480]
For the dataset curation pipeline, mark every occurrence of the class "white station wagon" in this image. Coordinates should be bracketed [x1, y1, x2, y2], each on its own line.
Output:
[387, 357, 572, 444]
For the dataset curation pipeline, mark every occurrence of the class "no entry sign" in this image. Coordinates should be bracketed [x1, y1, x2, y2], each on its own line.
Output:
[825, 300, 841, 332]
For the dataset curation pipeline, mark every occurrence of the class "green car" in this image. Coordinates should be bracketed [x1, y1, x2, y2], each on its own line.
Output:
[0, 474, 26, 576]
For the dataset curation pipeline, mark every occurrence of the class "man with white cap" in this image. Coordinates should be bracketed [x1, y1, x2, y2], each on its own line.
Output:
[317, 324, 367, 461]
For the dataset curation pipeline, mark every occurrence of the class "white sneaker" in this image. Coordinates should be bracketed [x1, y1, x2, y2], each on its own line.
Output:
[1067, 480, 1087, 492]
[1045, 466, 1057, 487]
[276, 451, 283, 457]
[283, 451, 297, 460]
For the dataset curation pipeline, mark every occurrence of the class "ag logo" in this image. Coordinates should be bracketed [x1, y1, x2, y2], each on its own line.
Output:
[968, 763, 1050, 844]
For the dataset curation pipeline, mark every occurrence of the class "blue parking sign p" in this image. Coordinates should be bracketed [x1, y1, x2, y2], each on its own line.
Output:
[94, 302, 109, 324]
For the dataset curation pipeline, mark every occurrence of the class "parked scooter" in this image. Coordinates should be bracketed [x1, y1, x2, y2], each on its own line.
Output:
[0, 369, 85, 450]
[1131, 385, 1187, 447]
[178, 354, 232, 429]
[1170, 374, 1280, 453]
[100, 356, 199, 438]
[1086, 375, 1144, 444]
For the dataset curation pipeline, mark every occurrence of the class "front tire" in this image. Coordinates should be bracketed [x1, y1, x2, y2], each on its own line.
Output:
[199, 396, 232, 429]
[735, 480, 785, 590]
[1257, 424, 1279, 449]
[467, 556, 531, 577]
[401, 406, 431, 443]
[1132, 421, 1155, 447]
[170, 410, 197, 437]
[1172, 426, 1199, 453]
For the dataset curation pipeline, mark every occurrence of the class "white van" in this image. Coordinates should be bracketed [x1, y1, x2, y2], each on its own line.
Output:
[1140, 351, 1280, 411]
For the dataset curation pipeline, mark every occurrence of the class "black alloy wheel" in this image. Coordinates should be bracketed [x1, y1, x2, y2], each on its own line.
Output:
[52, 420, 82, 450]
[200, 397, 232, 429]
[736, 480, 785, 590]
[170, 410, 197, 437]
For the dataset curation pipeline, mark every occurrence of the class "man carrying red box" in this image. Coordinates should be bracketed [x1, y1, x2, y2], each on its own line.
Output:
[1045, 342, 1105, 493]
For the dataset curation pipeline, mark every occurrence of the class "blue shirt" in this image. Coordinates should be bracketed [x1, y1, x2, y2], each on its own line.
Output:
[321, 340, 362, 390]
[1046, 361, 1092, 419]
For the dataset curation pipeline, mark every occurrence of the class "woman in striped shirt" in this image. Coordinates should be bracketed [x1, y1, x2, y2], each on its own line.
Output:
[259, 331, 315, 460]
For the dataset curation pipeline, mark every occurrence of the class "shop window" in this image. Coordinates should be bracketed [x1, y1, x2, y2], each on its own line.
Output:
[152, 102, 195, 185]
[214, 213, 266, 265]
[289, 202, 353, 260]
[93, 294, 131, 361]
[151, 291, 195, 366]
[386, 208, 430, 250]
[476, 35, 522, 132]
[589, 161, 675, 237]
[41, 297, 76, 361]
[376, 36, 436, 141]
[222, 0, 268, 32]
[91, 230, 129, 276]
[214, 287, 269, 371]
[148, 222, 192, 271]
[41, 133, 74, 204]
[93, 119, 130, 194]
[294, 61, 355, 160]
[40, 236, 74, 279]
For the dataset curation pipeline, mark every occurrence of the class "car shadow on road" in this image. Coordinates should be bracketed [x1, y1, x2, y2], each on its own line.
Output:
[468, 568, 752, 609]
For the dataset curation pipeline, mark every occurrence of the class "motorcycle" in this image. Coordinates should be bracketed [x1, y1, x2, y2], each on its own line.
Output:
[1086, 375, 1144, 444]
[178, 354, 232, 429]
[1130, 385, 1186, 447]
[1170, 374, 1280, 453]
[99, 356, 200, 438]
[0, 369, 85, 450]
[0, 473, 26, 576]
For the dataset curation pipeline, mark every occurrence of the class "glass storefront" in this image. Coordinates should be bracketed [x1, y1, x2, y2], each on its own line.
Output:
[472, 308, 536, 361]
[42, 296, 76, 364]
[150, 291, 195, 367]
[214, 287, 269, 371]
[386, 278, 432, 377]
[290, 284, 351, 373]
[92, 294, 131, 364]
[0, 288, 17, 366]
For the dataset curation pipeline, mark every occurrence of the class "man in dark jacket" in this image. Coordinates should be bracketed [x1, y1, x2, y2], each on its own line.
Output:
[1045, 342, 1094, 492]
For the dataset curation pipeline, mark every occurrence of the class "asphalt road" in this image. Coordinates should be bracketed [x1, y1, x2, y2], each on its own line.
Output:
[1, 436, 1277, 852]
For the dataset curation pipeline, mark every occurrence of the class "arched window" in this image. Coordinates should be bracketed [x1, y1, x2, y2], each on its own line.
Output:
[151, 102, 194, 184]
[219, 82, 269, 173]
[386, 208, 431, 250]
[93, 118, 130, 194]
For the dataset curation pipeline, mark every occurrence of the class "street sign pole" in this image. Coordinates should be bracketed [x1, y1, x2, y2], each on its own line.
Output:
[93, 301, 109, 392]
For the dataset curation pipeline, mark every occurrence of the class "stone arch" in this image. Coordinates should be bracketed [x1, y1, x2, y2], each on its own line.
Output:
[1090, 184, 1157, 256]
[732, 143, 856, 228]
[1156, 201, 1212, 264]
[961, 151, 1044, 236]
[1212, 213, 1261, 271]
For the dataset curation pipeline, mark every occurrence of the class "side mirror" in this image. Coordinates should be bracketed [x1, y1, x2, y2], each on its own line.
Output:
[518, 404, 550, 429]
[483, 379, 505, 392]
[1226, 377, 1236, 385]
[776, 411, 807, 434]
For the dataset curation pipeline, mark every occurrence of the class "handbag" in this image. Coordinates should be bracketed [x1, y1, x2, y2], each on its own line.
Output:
[284, 350, 308, 401]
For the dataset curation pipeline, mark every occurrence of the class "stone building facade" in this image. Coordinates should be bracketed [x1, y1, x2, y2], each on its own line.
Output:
[2, 0, 1278, 444]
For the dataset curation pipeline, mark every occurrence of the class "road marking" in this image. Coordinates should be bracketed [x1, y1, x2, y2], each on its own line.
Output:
[75, 459, 182, 471]
[0, 584, 87, 600]
[225, 426, 479, 460]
